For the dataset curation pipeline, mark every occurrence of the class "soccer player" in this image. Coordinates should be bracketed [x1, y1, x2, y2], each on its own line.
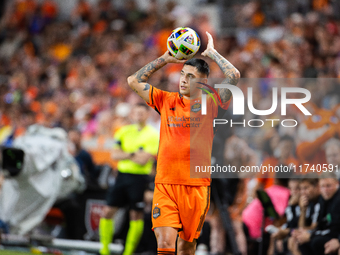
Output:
[99, 103, 159, 255]
[127, 32, 240, 254]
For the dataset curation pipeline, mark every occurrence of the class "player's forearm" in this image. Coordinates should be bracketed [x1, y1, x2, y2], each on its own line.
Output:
[206, 50, 240, 103]
[303, 223, 317, 231]
[127, 56, 167, 102]
[298, 213, 306, 228]
[112, 149, 132, 161]
[207, 50, 240, 84]
[132, 56, 167, 83]
[131, 152, 154, 165]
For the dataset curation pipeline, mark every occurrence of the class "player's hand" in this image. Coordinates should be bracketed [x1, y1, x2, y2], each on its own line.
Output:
[272, 229, 286, 240]
[324, 238, 340, 254]
[201, 31, 215, 57]
[299, 195, 308, 208]
[131, 151, 152, 165]
[295, 229, 311, 244]
[289, 194, 300, 205]
[162, 51, 186, 64]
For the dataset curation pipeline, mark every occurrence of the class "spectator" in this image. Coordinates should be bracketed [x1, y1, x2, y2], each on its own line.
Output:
[242, 175, 290, 254]
[257, 135, 299, 190]
[270, 178, 301, 255]
[298, 176, 321, 230]
[325, 138, 340, 179]
[68, 128, 98, 189]
[295, 172, 340, 255]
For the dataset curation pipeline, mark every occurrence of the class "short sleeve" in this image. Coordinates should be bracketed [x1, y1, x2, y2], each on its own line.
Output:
[215, 93, 231, 110]
[207, 93, 231, 119]
[146, 86, 167, 114]
[143, 130, 159, 156]
[113, 127, 124, 149]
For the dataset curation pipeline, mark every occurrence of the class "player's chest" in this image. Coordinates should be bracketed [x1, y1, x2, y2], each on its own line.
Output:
[162, 99, 212, 130]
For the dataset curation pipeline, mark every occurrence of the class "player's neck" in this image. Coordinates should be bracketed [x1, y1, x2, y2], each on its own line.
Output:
[137, 122, 146, 130]
[182, 91, 202, 100]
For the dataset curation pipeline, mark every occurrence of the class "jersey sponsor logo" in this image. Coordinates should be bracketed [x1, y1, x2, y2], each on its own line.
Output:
[153, 206, 161, 219]
[191, 103, 201, 112]
[166, 116, 202, 128]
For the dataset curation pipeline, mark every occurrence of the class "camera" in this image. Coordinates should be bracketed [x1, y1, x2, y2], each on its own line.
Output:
[1, 147, 25, 177]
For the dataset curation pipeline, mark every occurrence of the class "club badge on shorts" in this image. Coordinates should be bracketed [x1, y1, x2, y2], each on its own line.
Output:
[153, 206, 161, 219]
[191, 103, 201, 112]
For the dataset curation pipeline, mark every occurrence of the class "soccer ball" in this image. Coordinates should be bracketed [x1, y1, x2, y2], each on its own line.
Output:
[167, 27, 200, 60]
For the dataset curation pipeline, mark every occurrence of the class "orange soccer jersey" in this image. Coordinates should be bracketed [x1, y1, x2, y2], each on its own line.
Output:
[147, 85, 230, 186]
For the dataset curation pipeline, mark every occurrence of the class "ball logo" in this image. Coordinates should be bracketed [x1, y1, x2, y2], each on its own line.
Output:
[153, 206, 161, 219]
[184, 35, 194, 45]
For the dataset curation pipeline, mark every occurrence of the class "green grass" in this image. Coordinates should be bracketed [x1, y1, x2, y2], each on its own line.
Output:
[1, 251, 36, 255]
[0, 250, 54, 255]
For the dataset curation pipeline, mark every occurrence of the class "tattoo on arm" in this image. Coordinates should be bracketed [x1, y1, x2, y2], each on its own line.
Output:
[219, 85, 233, 103]
[207, 50, 240, 103]
[132, 84, 150, 99]
[132, 87, 139, 95]
[133, 57, 167, 82]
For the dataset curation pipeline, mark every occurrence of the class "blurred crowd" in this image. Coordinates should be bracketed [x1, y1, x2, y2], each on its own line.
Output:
[0, 0, 339, 157]
[0, 0, 340, 254]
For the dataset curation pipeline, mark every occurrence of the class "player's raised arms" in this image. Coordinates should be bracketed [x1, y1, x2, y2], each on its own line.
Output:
[202, 32, 240, 103]
[127, 52, 185, 103]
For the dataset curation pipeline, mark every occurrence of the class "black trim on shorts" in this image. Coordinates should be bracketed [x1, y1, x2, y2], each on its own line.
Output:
[196, 186, 211, 232]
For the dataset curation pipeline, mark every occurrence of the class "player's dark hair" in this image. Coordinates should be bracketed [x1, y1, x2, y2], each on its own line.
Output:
[300, 173, 319, 186]
[184, 58, 210, 77]
[135, 102, 149, 110]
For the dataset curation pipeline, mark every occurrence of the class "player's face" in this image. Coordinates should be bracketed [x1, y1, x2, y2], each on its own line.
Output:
[319, 178, 339, 200]
[179, 65, 207, 97]
[132, 106, 149, 124]
[299, 181, 318, 200]
[288, 180, 300, 197]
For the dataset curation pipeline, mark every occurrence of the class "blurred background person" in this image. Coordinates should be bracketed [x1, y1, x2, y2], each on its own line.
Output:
[295, 172, 340, 255]
[297, 176, 320, 231]
[99, 103, 159, 255]
[267, 178, 301, 255]
[325, 138, 340, 180]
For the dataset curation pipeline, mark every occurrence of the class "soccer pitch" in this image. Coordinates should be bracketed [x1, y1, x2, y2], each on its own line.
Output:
[1, 251, 42, 255]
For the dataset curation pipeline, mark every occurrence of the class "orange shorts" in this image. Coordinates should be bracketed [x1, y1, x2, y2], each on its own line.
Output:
[151, 183, 210, 242]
